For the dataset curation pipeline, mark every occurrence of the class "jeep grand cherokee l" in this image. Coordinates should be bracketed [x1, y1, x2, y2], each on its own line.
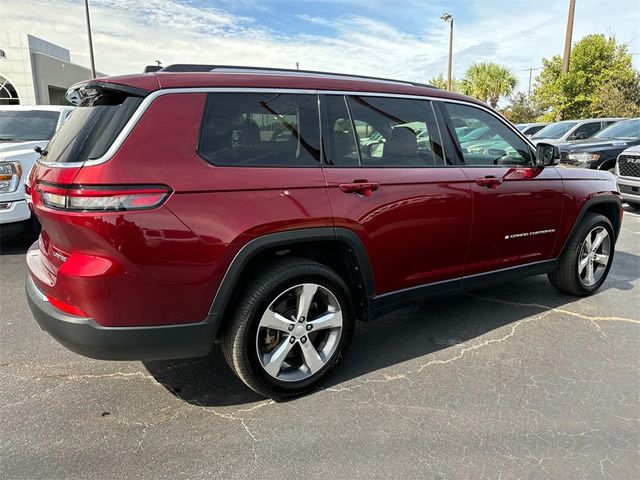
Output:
[25, 65, 622, 398]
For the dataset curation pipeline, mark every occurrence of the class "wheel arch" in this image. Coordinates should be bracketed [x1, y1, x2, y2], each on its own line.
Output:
[208, 227, 375, 333]
[558, 196, 622, 257]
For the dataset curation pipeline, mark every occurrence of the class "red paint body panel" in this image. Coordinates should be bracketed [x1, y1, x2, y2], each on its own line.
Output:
[460, 166, 564, 275]
[324, 167, 472, 293]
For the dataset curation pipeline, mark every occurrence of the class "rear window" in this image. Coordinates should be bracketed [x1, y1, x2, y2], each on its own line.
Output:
[198, 93, 321, 166]
[41, 92, 143, 163]
[0, 110, 59, 142]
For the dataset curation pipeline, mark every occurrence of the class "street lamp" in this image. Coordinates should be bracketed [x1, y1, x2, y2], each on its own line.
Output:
[441, 12, 454, 91]
[84, 0, 96, 78]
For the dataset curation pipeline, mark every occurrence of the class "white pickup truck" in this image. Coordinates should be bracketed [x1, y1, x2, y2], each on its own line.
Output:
[0, 106, 74, 236]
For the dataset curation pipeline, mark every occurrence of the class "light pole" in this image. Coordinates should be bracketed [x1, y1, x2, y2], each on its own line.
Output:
[84, 0, 96, 78]
[523, 67, 540, 96]
[441, 13, 454, 91]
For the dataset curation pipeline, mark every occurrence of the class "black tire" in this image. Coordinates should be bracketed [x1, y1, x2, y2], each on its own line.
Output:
[627, 201, 640, 211]
[220, 257, 355, 399]
[548, 213, 615, 296]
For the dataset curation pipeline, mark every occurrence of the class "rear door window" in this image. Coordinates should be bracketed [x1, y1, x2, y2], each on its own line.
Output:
[344, 96, 445, 167]
[41, 92, 143, 163]
[198, 93, 321, 167]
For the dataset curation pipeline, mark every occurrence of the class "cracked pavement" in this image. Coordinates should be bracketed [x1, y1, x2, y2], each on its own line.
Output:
[1, 207, 639, 479]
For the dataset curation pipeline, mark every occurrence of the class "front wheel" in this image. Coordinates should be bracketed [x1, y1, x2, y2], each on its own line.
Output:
[221, 258, 355, 399]
[548, 213, 615, 296]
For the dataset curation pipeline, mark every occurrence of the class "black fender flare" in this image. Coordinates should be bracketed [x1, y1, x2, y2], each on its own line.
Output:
[207, 227, 375, 323]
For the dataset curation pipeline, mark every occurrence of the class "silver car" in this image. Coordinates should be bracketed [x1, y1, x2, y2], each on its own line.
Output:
[531, 117, 623, 146]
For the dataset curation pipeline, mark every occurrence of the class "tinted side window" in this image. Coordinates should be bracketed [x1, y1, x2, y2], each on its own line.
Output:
[346, 96, 445, 167]
[321, 95, 360, 166]
[198, 93, 320, 166]
[442, 102, 533, 166]
[570, 122, 602, 140]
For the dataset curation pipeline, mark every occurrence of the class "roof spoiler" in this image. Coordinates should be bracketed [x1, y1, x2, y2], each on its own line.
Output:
[65, 81, 151, 106]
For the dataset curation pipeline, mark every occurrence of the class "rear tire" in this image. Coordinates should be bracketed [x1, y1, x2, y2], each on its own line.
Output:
[548, 213, 614, 296]
[221, 258, 355, 399]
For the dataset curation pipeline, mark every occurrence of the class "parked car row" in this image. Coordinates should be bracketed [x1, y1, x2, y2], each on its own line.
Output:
[0, 106, 74, 237]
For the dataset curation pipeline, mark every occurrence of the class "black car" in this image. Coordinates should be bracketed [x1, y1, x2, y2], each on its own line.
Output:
[558, 118, 640, 171]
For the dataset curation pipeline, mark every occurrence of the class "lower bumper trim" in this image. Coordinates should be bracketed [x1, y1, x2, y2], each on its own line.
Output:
[25, 275, 219, 361]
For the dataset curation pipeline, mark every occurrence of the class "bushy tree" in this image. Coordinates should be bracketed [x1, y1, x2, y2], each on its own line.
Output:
[503, 92, 543, 123]
[427, 74, 462, 92]
[591, 72, 640, 117]
[459, 62, 517, 108]
[533, 34, 638, 120]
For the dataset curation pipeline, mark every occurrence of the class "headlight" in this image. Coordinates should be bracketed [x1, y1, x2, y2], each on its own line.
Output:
[0, 161, 23, 193]
[567, 152, 600, 162]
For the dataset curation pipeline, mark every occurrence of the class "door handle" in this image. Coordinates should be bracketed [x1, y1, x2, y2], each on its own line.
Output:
[475, 176, 503, 189]
[338, 181, 380, 196]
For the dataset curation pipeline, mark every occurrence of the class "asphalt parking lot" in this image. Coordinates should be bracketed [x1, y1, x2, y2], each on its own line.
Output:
[1, 208, 639, 480]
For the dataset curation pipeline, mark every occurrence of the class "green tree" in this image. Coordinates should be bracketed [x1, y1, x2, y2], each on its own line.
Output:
[504, 92, 543, 123]
[533, 34, 638, 120]
[427, 74, 462, 92]
[591, 72, 640, 117]
[459, 62, 517, 108]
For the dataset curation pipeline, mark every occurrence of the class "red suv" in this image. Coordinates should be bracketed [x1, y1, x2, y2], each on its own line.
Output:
[25, 66, 622, 398]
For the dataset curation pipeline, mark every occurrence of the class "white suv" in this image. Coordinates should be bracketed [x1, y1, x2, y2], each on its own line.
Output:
[0, 106, 74, 235]
[616, 145, 640, 210]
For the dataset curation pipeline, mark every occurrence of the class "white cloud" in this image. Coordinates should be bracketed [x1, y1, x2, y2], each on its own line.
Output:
[1, 0, 638, 94]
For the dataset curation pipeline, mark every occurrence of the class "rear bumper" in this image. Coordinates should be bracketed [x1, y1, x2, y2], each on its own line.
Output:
[26, 275, 217, 360]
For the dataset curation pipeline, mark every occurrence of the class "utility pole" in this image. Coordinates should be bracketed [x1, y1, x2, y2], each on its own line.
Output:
[562, 0, 576, 74]
[558, 0, 576, 119]
[296, 62, 299, 70]
[154, 60, 162, 67]
[523, 67, 539, 96]
[84, 0, 96, 78]
[441, 13, 454, 91]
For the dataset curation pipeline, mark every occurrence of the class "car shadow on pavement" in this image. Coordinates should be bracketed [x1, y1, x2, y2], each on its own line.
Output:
[0, 233, 30, 255]
[143, 247, 639, 407]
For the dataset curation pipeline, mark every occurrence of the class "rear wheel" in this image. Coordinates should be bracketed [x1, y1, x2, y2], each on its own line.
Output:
[221, 258, 355, 399]
[548, 213, 614, 296]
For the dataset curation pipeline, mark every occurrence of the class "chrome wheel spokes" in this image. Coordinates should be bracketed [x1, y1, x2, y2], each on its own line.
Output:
[256, 283, 343, 382]
[578, 226, 611, 287]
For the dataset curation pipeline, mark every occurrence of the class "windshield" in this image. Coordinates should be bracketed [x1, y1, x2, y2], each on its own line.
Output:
[460, 126, 490, 141]
[532, 121, 578, 139]
[592, 119, 640, 140]
[0, 110, 59, 142]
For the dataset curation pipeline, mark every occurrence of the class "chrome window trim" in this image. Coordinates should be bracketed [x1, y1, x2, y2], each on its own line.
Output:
[36, 86, 535, 169]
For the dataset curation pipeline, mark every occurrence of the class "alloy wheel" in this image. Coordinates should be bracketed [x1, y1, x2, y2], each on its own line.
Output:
[255, 283, 343, 382]
[577, 226, 611, 287]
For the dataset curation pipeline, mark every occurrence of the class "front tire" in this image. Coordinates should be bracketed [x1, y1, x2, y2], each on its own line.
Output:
[548, 213, 614, 296]
[221, 258, 355, 399]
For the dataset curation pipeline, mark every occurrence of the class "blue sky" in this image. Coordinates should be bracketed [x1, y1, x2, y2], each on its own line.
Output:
[1, 0, 639, 94]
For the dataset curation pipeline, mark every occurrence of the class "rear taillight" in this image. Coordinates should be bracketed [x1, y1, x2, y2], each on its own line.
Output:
[36, 183, 171, 212]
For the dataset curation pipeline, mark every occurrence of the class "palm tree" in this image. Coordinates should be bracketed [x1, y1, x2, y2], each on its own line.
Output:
[460, 62, 517, 108]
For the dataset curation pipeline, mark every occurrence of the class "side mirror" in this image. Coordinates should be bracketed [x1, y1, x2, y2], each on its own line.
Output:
[536, 142, 558, 167]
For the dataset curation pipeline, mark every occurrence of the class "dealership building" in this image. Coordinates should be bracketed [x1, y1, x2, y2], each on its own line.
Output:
[0, 33, 99, 106]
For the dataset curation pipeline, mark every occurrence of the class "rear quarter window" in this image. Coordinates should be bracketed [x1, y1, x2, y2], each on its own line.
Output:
[198, 92, 321, 167]
[41, 92, 143, 164]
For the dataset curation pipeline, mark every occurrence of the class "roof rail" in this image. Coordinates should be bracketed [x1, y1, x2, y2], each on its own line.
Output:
[157, 64, 437, 89]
